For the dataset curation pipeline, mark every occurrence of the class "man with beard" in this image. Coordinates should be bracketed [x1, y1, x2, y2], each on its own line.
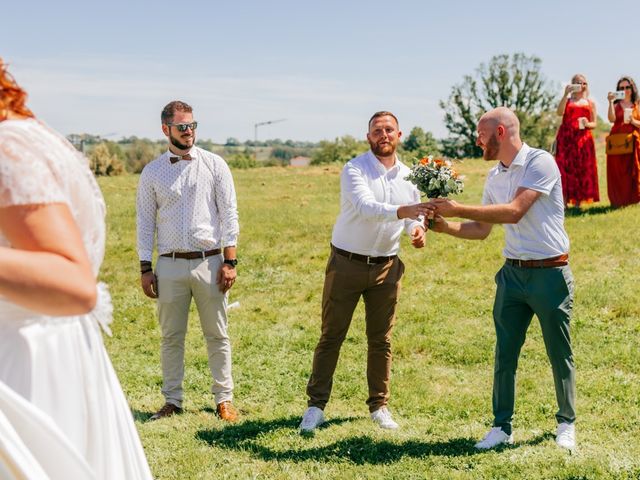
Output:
[299, 111, 429, 433]
[136, 100, 240, 422]
[427, 107, 576, 451]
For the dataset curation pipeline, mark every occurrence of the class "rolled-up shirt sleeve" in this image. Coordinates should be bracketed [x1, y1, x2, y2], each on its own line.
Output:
[136, 168, 157, 262]
[342, 163, 399, 221]
[214, 160, 239, 247]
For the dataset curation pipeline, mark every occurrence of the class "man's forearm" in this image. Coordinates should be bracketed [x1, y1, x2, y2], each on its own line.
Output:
[440, 220, 492, 240]
[223, 246, 237, 260]
[456, 203, 522, 225]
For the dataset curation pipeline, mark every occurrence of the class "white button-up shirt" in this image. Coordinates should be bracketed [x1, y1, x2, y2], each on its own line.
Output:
[331, 151, 423, 257]
[136, 147, 239, 262]
[482, 143, 569, 260]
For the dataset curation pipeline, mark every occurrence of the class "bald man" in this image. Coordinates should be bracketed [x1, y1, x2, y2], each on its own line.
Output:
[427, 107, 576, 451]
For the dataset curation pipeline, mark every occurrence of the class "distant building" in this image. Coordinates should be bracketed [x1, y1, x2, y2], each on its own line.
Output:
[290, 156, 311, 167]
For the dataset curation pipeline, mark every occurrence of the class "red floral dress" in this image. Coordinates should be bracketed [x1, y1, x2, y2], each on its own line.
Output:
[554, 100, 599, 206]
[606, 103, 640, 207]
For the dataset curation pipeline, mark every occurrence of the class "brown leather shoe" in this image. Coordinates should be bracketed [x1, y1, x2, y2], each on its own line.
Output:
[216, 401, 239, 422]
[150, 402, 183, 421]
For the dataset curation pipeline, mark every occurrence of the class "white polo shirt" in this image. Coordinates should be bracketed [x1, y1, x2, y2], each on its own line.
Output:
[482, 143, 570, 260]
[331, 151, 423, 257]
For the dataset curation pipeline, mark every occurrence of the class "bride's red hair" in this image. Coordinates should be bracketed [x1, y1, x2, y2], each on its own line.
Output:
[0, 59, 35, 120]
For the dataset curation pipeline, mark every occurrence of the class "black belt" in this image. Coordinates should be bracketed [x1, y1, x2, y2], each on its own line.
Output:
[332, 245, 396, 265]
[160, 248, 222, 260]
[505, 254, 569, 268]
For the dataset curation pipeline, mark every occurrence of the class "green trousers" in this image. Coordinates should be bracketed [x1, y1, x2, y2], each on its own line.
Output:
[492, 263, 576, 434]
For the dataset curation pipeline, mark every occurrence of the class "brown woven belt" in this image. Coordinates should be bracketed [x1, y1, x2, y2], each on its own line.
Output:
[332, 245, 396, 265]
[160, 248, 222, 260]
[505, 254, 569, 268]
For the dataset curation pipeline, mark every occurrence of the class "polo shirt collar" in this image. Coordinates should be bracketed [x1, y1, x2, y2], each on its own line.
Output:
[498, 143, 530, 172]
[511, 143, 530, 168]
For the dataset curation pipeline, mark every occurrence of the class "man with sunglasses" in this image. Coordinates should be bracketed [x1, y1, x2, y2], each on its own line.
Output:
[136, 100, 240, 422]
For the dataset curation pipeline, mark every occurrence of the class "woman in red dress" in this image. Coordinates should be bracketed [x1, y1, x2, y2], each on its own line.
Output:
[606, 76, 640, 207]
[554, 74, 599, 207]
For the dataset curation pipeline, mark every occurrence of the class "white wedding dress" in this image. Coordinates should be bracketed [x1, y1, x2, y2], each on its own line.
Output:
[0, 118, 152, 479]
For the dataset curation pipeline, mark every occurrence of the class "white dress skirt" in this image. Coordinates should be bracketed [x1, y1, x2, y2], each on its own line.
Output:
[0, 379, 94, 479]
[0, 119, 153, 479]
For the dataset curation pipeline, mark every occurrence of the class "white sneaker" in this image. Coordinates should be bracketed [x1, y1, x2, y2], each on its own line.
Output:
[474, 427, 514, 450]
[299, 406, 325, 433]
[370, 406, 399, 430]
[556, 422, 576, 450]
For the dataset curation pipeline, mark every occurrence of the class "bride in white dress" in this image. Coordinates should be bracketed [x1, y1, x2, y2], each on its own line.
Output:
[0, 61, 152, 479]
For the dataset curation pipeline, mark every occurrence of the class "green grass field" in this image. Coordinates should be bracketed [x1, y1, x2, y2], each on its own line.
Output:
[98, 150, 640, 479]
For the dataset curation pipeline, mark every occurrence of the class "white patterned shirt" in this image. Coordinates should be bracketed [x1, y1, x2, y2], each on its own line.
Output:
[136, 147, 239, 262]
[331, 150, 423, 257]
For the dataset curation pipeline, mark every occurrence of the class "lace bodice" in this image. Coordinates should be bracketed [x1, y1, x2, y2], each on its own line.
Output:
[0, 118, 106, 276]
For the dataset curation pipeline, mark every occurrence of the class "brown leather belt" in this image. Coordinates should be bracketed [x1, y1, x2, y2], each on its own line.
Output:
[332, 245, 396, 265]
[505, 254, 569, 268]
[160, 248, 222, 260]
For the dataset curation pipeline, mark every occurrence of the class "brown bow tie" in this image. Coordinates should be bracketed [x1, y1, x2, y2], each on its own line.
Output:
[169, 153, 193, 164]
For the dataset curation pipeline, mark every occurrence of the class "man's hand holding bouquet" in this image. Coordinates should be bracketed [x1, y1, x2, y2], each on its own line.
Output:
[404, 156, 464, 229]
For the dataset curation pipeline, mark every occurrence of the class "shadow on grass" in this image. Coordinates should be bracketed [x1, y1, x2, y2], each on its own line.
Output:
[564, 205, 617, 217]
[195, 416, 480, 464]
[132, 409, 154, 422]
[520, 431, 555, 446]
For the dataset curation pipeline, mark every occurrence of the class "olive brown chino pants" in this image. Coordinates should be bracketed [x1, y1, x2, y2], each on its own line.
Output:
[306, 247, 404, 413]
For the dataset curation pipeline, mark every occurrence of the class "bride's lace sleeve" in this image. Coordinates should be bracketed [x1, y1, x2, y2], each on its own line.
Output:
[0, 125, 68, 208]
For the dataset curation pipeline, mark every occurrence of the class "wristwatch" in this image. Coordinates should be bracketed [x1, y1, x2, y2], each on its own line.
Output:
[223, 258, 238, 268]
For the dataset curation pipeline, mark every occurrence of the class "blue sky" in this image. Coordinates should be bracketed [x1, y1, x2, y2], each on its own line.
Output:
[4, 0, 636, 143]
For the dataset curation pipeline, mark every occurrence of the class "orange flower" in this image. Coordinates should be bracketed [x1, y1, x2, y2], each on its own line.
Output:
[420, 157, 428, 165]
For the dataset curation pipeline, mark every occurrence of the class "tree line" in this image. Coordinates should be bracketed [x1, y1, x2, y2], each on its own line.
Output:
[79, 53, 586, 176]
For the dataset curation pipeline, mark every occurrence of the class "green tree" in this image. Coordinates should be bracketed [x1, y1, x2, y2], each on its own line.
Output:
[126, 139, 161, 173]
[89, 142, 125, 176]
[197, 139, 218, 152]
[226, 149, 258, 169]
[311, 136, 368, 165]
[401, 126, 441, 159]
[440, 53, 559, 158]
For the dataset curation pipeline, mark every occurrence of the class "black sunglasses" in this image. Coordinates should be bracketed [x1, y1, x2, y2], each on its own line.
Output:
[619, 85, 632, 91]
[167, 121, 198, 132]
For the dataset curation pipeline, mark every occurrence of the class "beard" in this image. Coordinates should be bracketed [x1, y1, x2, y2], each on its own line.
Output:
[169, 132, 194, 151]
[369, 139, 396, 157]
[482, 133, 500, 160]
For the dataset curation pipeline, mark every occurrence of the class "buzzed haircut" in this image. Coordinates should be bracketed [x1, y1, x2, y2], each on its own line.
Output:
[368, 111, 399, 129]
[161, 101, 193, 124]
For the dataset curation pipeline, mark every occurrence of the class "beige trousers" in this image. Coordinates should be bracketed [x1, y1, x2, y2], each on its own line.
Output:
[156, 255, 233, 407]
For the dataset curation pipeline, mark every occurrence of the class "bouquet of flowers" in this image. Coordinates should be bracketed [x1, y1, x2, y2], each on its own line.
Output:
[405, 156, 464, 227]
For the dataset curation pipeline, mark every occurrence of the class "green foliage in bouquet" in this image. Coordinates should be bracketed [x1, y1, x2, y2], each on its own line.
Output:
[405, 156, 464, 199]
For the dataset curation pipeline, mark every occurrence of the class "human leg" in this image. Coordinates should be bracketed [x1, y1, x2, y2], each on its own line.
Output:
[529, 267, 576, 427]
[362, 257, 403, 413]
[306, 251, 365, 410]
[156, 257, 192, 408]
[491, 265, 534, 435]
[191, 255, 234, 405]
